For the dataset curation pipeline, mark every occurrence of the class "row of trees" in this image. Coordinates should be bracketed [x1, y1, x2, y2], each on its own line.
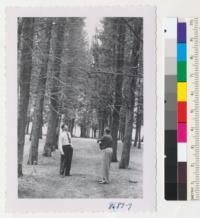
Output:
[90, 18, 143, 166]
[18, 17, 143, 177]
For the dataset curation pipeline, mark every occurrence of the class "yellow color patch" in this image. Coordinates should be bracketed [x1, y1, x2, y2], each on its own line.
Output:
[177, 82, 187, 101]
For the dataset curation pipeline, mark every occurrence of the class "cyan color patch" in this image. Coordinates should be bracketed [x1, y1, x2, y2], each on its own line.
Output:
[177, 43, 186, 61]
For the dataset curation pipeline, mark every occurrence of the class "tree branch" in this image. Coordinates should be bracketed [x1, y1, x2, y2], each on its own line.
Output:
[121, 18, 143, 43]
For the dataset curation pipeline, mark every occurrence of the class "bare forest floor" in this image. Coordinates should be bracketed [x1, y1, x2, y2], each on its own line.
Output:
[18, 136, 143, 198]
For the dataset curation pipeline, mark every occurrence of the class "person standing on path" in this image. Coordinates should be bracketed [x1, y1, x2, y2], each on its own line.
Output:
[97, 128, 113, 184]
[59, 124, 73, 177]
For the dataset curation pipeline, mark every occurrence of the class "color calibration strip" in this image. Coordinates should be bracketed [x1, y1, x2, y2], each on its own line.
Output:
[165, 17, 200, 200]
[177, 21, 187, 200]
[164, 18, 178, 200]
[164, 18, 187, 200]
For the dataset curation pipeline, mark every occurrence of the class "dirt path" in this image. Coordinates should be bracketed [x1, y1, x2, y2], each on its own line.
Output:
[18, 137, 143, 198]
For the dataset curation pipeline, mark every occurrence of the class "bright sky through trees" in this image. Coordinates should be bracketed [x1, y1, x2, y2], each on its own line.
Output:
[84, 17, 102, 46]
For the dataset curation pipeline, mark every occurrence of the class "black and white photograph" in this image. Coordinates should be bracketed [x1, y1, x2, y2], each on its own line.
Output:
[6, 6, 156, 212]
[17, 16, 143, 199]
[2, 1, 200, 217]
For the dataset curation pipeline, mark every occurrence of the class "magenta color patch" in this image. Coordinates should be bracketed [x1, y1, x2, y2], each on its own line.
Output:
[178, 123, 187, 142]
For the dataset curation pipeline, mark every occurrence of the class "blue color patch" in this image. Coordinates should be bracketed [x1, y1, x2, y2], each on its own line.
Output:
[177, 43, 186, 61]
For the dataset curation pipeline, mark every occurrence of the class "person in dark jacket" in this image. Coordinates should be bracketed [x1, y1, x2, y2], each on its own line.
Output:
[97, 128, 113, 184]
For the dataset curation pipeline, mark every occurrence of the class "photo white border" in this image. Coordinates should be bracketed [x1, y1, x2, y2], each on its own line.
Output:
[6, 6, 156, 212]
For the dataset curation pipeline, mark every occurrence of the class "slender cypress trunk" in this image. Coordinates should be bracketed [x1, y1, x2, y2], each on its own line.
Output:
[86, 127, 90, 138]
[111, 19, 126, 162]
[54, 113, 62, 150]
[134, 101, 142, 149]
[18, 18, 34, 177]
[39, 119, 43, 139]
[80, 125, 87, 138]
[133, 129, 139, 147]
[94, 128, 97, 138]
[98, 110, 105, 137]
[25, 119, 30, 135]
[17, 18, 23, 91]
[99, 119, 104, 137]
[28, 19, 52, 164]
[133, 102, 140, 147]
[29, 125, 33, 141]
[119, 19, 142, 168]
[119, 76, 136, 168]
[43, 18, 66, 156]
[70, 118, 75, 136]
[138, 119, 142, 149]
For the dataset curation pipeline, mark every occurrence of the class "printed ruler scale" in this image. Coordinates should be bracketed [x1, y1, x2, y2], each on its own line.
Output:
[187, 17, 200, 200]
[165, 17, 200, 200]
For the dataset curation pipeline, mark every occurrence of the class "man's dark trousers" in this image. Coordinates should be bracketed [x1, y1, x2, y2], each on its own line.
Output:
[60, 145, 73, 176]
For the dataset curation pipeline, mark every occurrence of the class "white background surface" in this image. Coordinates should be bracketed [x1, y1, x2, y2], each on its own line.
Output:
[6, 6, 156, 212]
[0, 0, 200, 217]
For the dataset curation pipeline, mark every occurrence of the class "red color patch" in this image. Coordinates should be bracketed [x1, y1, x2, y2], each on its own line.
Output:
[178, 102, 187, 123]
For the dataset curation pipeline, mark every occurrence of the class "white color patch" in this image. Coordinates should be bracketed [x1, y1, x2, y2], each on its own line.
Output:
[178, 143, 187, 162]
[164, 17, 177, 39]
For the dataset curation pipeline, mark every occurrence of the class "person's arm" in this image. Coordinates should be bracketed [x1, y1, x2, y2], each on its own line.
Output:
[97, 135, 106, 145]
[58, 132, 64, 155]
[97, 135, 106, 147]
[68, 132, 72, 145]
[99, 135, 105, 142]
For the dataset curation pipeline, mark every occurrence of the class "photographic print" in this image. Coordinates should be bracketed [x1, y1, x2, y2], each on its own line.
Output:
[17, 16, 143, 199]
[6, 6, 156, 212]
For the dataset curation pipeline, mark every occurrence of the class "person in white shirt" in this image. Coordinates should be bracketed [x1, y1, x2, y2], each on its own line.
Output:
[59, 124, 73, 177]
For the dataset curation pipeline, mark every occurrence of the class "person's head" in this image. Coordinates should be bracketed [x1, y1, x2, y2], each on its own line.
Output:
[104, 127, 111, 135]
[61, 124, 68, 131]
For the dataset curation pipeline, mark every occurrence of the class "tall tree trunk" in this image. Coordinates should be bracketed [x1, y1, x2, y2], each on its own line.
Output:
[80, 125, 87, 138]
[25, 118, 30, 135]
[43, 18, 66, 156]
[27, 19, 52, 164]
[119, 128, 125, 142]
[137, 77, 143, 149]
[119, 19, 142, 168]
[39, 119, 43, 139]
[134, 102, 142, 149]
[108, 109, 113, 129]
[133, 127, 139, 147]
[98, 110, 105, 137]
[119, 108, 126, 142]
[54, 114, 62, 150]
[70, 118, 75, 136]
[66, 118, 75, 136]
[111, 19, 126, 162]
[99, 118, 104, 137]
[133, 103, 140, 147]
[86, 127, 90, 138]
[94, 127, 97, 138]
[17, 18, 23, 91]
[18, 18, 34, 177]
[98, 109, 108, 137]
[138, 119, 142, 149]
[29, 125, 33, 141]
[119, 76, 136, 168]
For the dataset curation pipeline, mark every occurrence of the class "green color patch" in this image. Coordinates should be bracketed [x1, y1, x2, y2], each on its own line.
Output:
[177, 61, 186, 82]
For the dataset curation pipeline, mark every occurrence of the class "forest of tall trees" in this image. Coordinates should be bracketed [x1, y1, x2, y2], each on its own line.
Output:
[18, 17, 143, 177]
